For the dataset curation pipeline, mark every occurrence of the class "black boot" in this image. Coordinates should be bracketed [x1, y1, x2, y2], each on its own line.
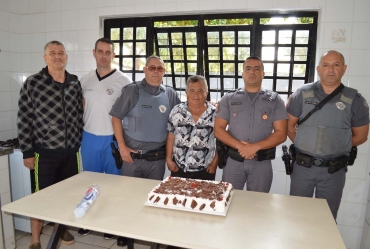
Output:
[117, 236, 128, 247]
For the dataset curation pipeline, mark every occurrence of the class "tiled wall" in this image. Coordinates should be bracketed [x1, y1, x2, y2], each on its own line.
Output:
[0, 0, 370, 248]
[0, 155, 15, 249]
[360, 187, 370, 248]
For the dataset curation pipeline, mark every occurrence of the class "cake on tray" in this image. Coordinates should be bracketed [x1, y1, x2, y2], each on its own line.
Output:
[146, 176, 234, 215]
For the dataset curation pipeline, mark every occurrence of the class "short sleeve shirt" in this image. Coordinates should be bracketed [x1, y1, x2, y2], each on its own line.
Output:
[217, 88, 288, 143]
[81, 69, 132, 135]
[167, 102, 216, 172]
[287, 81, 369, 127]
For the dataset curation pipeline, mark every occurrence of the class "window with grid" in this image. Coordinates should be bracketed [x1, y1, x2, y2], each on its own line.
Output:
[104, 12, 318, 103]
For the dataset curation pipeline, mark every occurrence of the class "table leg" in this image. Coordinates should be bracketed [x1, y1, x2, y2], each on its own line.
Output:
[150, 243, 160, 249]
[46, 223, 66, 249]
[127, 238, 134, 249]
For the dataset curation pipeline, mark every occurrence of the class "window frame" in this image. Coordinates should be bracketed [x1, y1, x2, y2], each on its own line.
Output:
[104, 11, 318, 100]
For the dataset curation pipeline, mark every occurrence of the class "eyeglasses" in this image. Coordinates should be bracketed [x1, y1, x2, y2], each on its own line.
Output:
[146, 65, 165, 72]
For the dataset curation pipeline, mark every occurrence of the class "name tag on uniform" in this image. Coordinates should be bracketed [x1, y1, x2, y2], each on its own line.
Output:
[142, 105, 152, 108]
[305, 101, 317, 105]
[231, 102, 242, 105]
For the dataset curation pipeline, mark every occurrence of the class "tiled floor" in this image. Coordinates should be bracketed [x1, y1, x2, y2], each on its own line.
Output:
[15, 224, 154, 249]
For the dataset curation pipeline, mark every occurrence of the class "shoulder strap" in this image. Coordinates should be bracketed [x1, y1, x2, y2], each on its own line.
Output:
[297, 84, 344, 126]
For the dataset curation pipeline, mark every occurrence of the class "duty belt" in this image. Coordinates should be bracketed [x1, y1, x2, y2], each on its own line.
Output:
[296, 151, 346, 167]
[228, 147, 276, 162]
[131, 146, 166, 161]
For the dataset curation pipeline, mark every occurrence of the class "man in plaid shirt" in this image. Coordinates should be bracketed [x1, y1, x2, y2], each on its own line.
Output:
[17, 41, 83, 249]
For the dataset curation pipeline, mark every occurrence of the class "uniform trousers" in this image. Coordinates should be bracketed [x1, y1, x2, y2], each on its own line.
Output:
[222, 158, 273, 192]
[290, 162, 346, 219]
[121, 159, 165, 180]
[81, 130, 121, 175]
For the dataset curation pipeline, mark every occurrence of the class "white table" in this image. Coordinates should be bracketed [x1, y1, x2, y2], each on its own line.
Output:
[2, 172, 346, 249]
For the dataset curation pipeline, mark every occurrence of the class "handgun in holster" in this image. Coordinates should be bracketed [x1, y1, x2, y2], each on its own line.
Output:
[348, 146, 357, 166]
[282, 145, 292, 175]
[110, 142, 123, 169]
[282, 144, 296, 175]
[289, 144, 297, 164]
[216, 139, 229, 169]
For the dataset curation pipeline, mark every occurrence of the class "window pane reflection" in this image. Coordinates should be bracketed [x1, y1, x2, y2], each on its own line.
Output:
[262, 79, 273, 90]
[123, 28, 133, 40]
[264, 63, 274, 77]
[136, 27, 146, 40]
[278, 47, 291, 61]
[262, 31, 275, 44]
[277, 63, 290, 77]
[293, 64, 306, 77]
[262, 47, 275, 60]
[279, 30, 292, 44]
[122, 58, 133, 70]
[294, 47, 308, 61]
[276, 79, 289, 91]
[296, 30, 309, 44]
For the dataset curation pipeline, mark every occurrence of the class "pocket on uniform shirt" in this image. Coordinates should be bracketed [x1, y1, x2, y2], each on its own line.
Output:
[229, 104, 244, 124]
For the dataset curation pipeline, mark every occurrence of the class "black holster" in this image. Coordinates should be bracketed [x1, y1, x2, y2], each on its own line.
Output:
[282, 145, 292, 175]
[289, 144, 297, 165]
[228, 148, 243, 162]
[111, 142, 123, 169]
[348, 146, 357, 165]
[256, 147, 276, 161]
[328, 156, 348, 174]
[216, 139, 229, 168]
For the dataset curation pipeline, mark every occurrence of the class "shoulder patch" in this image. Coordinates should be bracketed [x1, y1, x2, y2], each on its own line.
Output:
[364, 99, 369, 108]
[262, 90, 278, 101]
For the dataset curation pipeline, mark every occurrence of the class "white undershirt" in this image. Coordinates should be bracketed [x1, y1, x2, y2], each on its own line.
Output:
[81, 70, 132, 135]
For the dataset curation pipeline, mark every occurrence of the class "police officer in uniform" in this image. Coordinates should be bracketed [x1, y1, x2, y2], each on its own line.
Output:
[110, 55, 181, 180]
[215, 56, 288, 191]
[287, 50, 369, 219]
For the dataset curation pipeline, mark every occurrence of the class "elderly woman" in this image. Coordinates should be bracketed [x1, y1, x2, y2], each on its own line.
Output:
[166, 75, 218, 180]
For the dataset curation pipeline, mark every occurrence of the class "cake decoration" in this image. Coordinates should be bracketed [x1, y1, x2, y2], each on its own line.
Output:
[146, 177, 234, 215]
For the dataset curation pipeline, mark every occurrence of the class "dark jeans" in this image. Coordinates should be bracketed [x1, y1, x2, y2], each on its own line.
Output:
[170, 167, 215, 181]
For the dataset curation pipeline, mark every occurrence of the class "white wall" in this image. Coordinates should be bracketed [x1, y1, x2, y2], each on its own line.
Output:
[0, 0, 370, 248]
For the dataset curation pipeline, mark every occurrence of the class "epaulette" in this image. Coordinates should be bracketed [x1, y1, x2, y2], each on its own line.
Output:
[126, 81, 139, 87]
[162, 84, 175, 90]
[261, 89, 278, 101]
[226, 88, 243, 95]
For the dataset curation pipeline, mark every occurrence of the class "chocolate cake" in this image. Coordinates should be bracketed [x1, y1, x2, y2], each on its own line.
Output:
[146, 177, 234, 214]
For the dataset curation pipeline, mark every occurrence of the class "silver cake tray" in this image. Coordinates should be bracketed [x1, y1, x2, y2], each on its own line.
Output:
[144, 191, 234, 216]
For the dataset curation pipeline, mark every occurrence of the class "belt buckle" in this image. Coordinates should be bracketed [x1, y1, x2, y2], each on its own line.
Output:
[313, 158, 323, 166]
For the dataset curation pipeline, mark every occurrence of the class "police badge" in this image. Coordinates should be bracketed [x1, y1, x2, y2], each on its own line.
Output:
[336, 101, 346, 110]
[159, 105, 167, 113]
